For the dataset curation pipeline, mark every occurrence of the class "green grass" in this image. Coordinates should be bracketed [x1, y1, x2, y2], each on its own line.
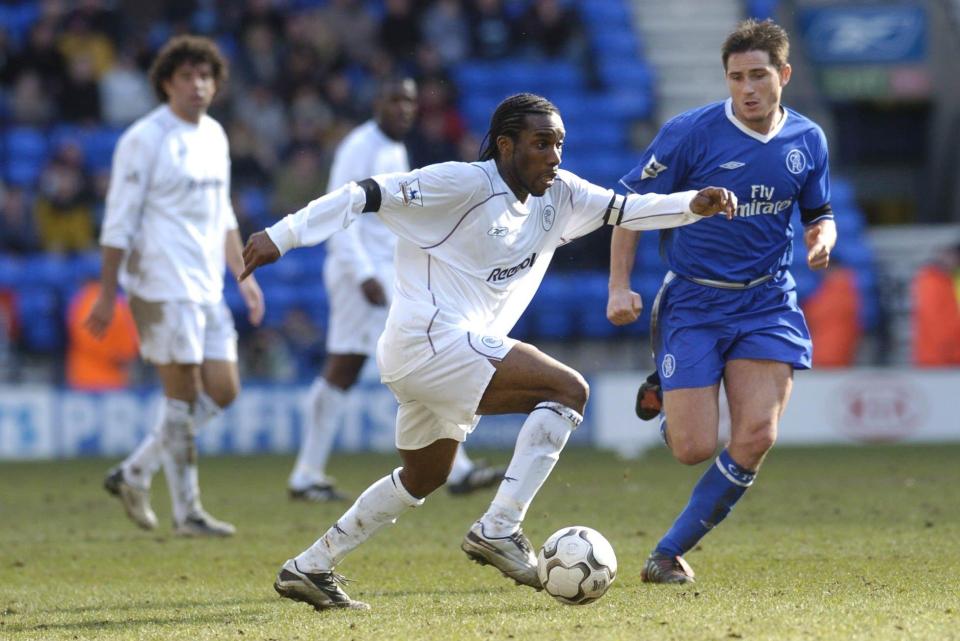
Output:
[1, 445, 958, 641]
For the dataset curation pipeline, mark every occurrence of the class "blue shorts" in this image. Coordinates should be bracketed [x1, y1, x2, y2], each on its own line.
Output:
[651, 271, 812, 391]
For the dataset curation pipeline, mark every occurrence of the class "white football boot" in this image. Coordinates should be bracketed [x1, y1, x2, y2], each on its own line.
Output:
[461, 521, 542, 590]
[103, 467, 158, 530]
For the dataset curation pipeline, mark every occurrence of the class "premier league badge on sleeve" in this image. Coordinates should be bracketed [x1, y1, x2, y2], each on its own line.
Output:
[641, 155, 668, 180]
[399, 178, 424, 207]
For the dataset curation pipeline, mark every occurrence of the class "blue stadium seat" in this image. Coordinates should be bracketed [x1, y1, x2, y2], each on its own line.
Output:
[15, 285, 64, 353]
[81, 127, 122, 172]
[527, 275, 578, 340]
[0, 254, 24, 288]
[3, 127, 49, 186]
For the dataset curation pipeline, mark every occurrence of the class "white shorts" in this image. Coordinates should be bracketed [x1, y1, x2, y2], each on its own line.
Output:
[324, 261, 393, 356]
[129, 297, 237, 365]
[384, 330, 517, 450]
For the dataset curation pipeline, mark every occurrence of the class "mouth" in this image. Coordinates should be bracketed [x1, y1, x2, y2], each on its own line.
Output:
[743, 99, 760, 109]
[542, 172, 558, 185]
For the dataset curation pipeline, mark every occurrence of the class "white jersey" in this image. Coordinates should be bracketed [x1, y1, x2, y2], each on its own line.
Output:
[325, 120, 409, 283]
[266, 159, 702, 381]
[99, 104, 237, 304]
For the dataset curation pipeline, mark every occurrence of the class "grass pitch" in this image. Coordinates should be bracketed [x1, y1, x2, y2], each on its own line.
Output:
[1, 445, 958, 641]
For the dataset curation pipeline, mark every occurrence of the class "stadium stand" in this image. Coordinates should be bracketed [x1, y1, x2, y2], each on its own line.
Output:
[0, 0, 879, 372]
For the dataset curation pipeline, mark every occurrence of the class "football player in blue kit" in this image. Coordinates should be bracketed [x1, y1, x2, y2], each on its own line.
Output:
[607, 19, 838, 583]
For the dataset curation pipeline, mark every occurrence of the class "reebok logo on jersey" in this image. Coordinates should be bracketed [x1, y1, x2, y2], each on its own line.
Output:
[488, 226, 508, 237]
[487, 252, 537, 283]
[399, 179, 423, 206]
[719, 161, 745, 170]
[641, 155, 667, 180]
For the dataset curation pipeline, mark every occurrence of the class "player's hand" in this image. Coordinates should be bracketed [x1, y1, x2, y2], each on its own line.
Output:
[360, 278, 387, 307]
[239, 231, 280, 281]
[690, 187, 737, 219]
[239, 276, 265, 326]
[607, 287, 642, 325]
[804, 220, 836, 271]
[83, 291, 116, 339]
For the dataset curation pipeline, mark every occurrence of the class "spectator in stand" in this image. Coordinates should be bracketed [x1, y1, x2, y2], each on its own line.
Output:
[9, 70, 56, 125]
[315, 0, 377, 66]
[421, 0, 470, 67]
[468, 0, 515, 60]
[270, 146, 325, 216]
[229, 121, 276, 191]
[34, 143, 96, 253]
[514, 0, 587, 61]
[60, 52, 103, 123]
[234, 83, 290, 153]
[2, 19, 68, 100]
[57, 9, 116, 78]
[378, 0, 422, 63]
[912, 243, 960, 366]
[0, 184, 40, 253]
[66, 281, 139, 390]
[99, 50, 155, 127]
[801, 260, 862, 367]
[237, 23, 282, 87]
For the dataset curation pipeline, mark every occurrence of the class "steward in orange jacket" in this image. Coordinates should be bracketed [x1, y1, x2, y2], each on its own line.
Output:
[912, 244, 960, 366]
[66, 281, 139, 389]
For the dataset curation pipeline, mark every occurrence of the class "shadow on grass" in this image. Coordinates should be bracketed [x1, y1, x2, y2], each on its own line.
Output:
[3, 608, 270, 634]
[26, 596, 272, 615]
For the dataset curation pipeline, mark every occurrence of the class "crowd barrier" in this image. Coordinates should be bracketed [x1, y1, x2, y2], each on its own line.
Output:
[1, 369, 956, 460]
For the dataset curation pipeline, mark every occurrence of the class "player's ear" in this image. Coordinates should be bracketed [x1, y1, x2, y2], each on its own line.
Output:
[496, 134, 514, 158]
[779, 63, 792, 87]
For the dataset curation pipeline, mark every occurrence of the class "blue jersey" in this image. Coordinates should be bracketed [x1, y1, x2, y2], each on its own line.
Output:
[620, 99, 832, 283]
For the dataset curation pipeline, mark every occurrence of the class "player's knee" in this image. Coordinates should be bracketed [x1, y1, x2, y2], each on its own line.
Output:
[738, 425, 777, 458]
[399, 466, 446, 498]
[206, 384, 238, 408]
[554, 369, 589, 413]
[670, 439, 715, 466]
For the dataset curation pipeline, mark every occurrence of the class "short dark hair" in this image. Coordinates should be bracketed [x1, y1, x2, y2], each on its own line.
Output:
[149, 35, 228, 102]
[722, 19, 790, 71]
[479, 93, 559, 161]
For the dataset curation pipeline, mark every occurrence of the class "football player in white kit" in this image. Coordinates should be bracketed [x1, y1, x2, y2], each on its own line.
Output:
[86, 36, 264, 537]
[288, 76, 505, 502]
[241, 94, 736, 609]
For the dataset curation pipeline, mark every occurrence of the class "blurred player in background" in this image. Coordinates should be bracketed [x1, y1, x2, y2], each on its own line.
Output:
[607, 19, 837, 583]
[287, 76, 505, 502]
[86, 35, 264, 537]
[241, 93, 737, 610]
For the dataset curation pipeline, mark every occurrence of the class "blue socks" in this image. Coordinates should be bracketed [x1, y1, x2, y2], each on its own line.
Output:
[655, 448, 756, 557]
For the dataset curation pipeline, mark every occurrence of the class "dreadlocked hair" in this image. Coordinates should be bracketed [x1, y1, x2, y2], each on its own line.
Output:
[478, 93, 559, 161]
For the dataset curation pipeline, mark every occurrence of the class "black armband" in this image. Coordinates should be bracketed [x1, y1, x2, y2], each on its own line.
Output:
[357, 178, 382, 213]
[801, 202, 833, 225]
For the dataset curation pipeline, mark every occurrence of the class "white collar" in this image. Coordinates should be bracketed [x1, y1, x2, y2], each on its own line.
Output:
[724, 98, 787, 144]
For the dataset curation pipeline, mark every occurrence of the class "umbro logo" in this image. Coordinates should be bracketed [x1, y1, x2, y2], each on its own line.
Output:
[719, 161, 745, 170]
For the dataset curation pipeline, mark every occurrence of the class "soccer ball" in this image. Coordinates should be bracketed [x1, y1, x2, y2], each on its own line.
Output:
[537, 526, 617, 605]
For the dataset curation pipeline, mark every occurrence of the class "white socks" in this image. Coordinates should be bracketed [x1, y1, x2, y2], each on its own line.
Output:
[121, 408, 165, 492]
[157, 398, 199, 524]
[480, 402, 582, 538]
[289, 378, 347, 490]
[296, 468, 424, 571]
[122, 392, 222, 495]
[446, 444, 475, 484]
